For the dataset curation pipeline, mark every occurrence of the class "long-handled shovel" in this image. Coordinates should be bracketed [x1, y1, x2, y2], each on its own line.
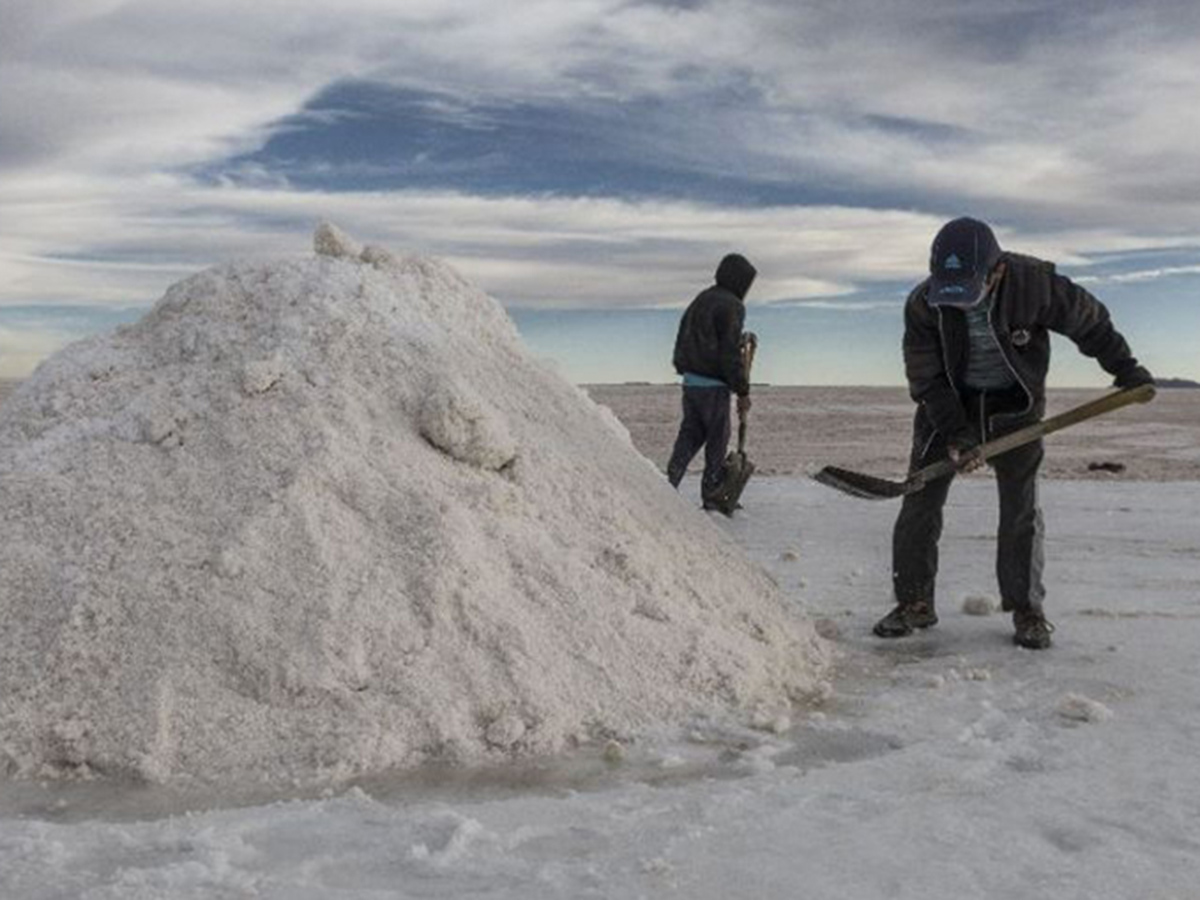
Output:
[705, 332, 758, 515]
[813, 383, 1156, 500]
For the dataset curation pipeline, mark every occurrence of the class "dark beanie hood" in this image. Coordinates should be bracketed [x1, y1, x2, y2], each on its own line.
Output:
[715, 253, 756, 300]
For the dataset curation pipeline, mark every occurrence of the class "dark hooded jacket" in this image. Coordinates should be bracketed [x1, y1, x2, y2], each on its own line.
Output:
[904, 251, 1143, 441]
[672, 254, 756, 396]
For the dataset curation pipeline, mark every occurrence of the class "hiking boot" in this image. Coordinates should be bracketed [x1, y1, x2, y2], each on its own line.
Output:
[873, 600, 938, 638]
[1013, 608, 1055, 649]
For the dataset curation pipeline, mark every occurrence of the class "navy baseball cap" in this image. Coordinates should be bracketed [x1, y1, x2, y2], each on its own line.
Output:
[927, 217, 1002, 307]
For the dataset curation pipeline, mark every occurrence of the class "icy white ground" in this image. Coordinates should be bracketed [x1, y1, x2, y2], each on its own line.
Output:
[3, 476, 1199, 899]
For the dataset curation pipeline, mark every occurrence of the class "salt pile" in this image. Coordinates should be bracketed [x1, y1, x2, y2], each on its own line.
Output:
[0, 225, 829, 785]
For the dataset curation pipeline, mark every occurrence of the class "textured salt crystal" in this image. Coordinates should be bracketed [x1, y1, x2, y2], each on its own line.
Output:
[1057, 693, 1114, 723]
[813, 618, 841, 640]
[0, 227, 829, 785]
[961, 595, 995, 616]
[313, 221, 362, 260]
[418, 379, 517, 471]
[483, 714, 527, 749]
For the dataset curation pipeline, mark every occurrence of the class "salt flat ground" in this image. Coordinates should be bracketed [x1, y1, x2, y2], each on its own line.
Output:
[1, 385, 1199, 898]
[587, 384, 1200, 481]
[5, 380, 1198, 480]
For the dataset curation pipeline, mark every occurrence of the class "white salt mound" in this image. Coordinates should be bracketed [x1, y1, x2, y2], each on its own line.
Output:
[0, 227, 829, 785]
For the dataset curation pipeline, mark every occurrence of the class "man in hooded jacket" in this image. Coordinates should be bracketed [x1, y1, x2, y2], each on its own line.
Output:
[667, 253, 756, 506]
[875, 217, 1154, 649]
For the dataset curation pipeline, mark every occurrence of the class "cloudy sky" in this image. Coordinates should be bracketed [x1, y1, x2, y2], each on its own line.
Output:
[2, 0, 1199, 384]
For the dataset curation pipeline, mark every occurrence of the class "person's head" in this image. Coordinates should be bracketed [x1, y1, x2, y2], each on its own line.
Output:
[927, 217, 1003, 308]
[715, 253, 757, 300]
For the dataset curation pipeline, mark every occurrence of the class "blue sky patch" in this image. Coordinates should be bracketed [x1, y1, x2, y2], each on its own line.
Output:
[207, 80, 959, 210]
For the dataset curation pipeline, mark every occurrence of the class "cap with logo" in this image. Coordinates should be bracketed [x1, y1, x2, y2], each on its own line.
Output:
[926, 217, 1002, 307]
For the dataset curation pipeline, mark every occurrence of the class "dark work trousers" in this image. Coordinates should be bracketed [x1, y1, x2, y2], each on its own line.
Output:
[667, 386, 732, 497]
[892, 388, 1046, 613]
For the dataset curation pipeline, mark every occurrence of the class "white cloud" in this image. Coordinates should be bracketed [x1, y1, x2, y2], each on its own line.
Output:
[4, 169, 1196, 316]
[6, 0, 1200, 229]
[1076, 264, 1200, 285]
[0, 174, 934, 309]
[3, 0, 1200, 380]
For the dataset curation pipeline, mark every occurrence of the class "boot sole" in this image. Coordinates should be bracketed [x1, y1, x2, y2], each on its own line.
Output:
[873, 616, 938, 638]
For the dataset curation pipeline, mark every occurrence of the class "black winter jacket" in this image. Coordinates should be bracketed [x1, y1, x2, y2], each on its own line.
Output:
[672, 285, 749, 395]
[672, 255, 756, 395]
[903, 252, 1142, 440]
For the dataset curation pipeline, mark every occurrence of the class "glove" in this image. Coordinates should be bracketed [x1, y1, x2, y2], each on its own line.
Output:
[1114, 365, 1155, 389]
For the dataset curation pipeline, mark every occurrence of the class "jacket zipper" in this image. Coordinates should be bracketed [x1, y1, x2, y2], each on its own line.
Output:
[914, 305, 959, 461]
[917, 426, 939, 463]
[931, 304, 960, 451]
[935, 306, 960, 405]
[985, 302, 1034, 434]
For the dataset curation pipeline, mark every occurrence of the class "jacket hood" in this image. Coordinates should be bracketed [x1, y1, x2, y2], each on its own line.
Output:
[715, 254, 756, 300]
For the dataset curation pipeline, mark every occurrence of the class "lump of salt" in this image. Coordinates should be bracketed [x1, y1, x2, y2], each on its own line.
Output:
[1057, 693, 1114, 723]
[313, 221, 362, 259]
[961, 595, 995, 616]
[419, 378, 517, 471]
[360, 245, 400, 270]
[484, 714, 527, 749]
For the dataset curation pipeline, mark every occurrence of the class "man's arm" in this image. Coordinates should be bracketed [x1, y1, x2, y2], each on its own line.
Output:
[718, 302, 750, 396]
[671, 306, 690, 375]
[1045, 274, 1153, 386]
[902, 290, 970, 442]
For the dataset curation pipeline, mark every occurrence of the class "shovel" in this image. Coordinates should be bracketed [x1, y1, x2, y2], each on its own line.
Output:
[704, 333, 758, 515]
[813, 384, 1155, 500]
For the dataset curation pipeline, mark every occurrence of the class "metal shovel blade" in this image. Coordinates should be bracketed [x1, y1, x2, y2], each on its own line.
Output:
[706, 450, 756, 514]
[812, 465, 908, 500]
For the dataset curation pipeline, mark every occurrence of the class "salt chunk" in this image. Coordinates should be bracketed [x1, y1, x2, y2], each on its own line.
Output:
[813, 618, 841, 640]
[750, 705, 792, 734]
[241, 356, 286, 395]
[962, 595, 995, 616]
[214, 548, 244, 579]
[419, 379, 517, 471]
[484, 714, 526, 748]
[360, 245, 399, 269]
[1057, 693, 1113, 723]
[313, 222, 362, 259]
[633, 595, 671, 622]
[141, 410, 178, 444]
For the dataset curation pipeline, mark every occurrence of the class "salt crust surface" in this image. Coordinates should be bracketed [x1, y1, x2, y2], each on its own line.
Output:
[0, 225, 829, 785]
